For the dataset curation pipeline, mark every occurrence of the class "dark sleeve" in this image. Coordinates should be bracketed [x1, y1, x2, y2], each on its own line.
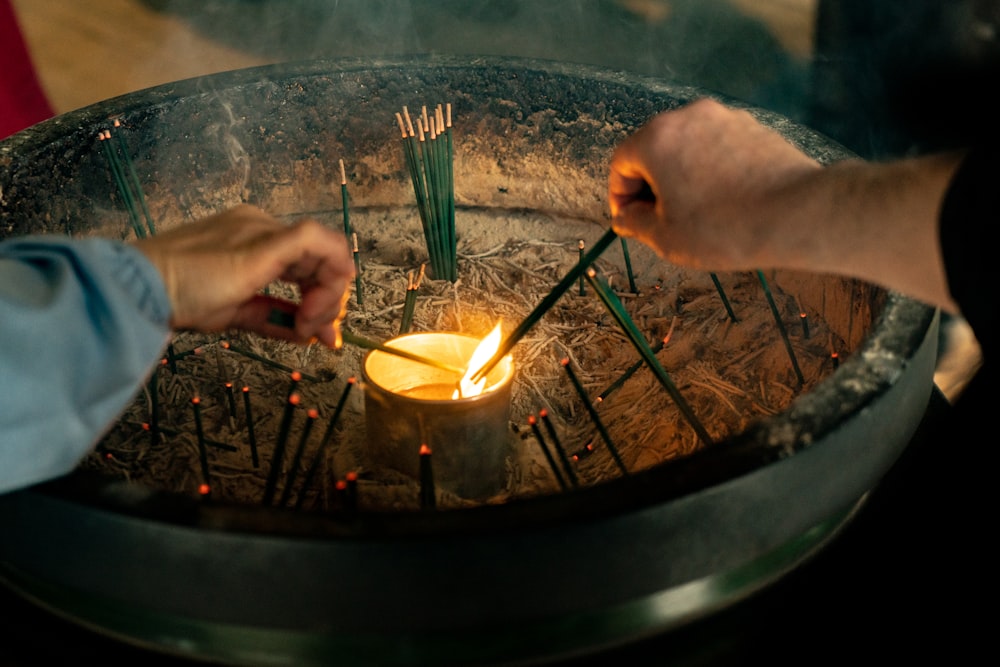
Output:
[939, 146, 997, 363]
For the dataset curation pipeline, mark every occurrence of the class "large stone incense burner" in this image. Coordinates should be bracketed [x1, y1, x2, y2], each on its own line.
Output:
[0, 57, 937, 666]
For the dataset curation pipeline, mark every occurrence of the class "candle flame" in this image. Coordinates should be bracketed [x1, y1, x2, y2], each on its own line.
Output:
[455, 323, 503, 399]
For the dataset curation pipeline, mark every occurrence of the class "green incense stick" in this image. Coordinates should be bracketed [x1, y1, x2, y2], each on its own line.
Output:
[471, 227, 620, 383]
[351, 232, 363, 306]
[295, 377, 355, 510]
[242, 385, 259, 468]
[190, 397, 212, 494]
[561, 358, 629, 475]
[100, 131, 145, 239]
[262, 392, 300, 505]
[340, 330, 465, 375]
[278, 408, 318, 507]
[339, 159, 352, 238]
[420, 443, 436, 510]
[113, 119, 155, 236]
[710, 273, 739, 322]
[539, 408, 579, 487]
[755, 269, 805, 385]
[620, 237, 638, 293]
[596, 329, 671, 403]
[585, 269, 713, 447]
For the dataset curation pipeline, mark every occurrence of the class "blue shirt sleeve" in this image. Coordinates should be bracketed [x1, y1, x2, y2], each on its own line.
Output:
[0, 236, 172, 493]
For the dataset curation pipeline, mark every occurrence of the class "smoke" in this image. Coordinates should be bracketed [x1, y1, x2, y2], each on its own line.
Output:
[139, 0, 805, 115]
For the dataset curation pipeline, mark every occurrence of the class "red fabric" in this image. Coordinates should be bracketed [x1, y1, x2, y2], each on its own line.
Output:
[1, 0, 55, 139]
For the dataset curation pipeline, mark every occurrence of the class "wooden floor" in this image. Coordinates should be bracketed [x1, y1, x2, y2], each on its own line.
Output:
[11, 0, 266, 114]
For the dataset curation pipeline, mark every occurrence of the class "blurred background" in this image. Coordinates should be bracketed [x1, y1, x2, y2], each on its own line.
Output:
[10, 0, 1000, 158]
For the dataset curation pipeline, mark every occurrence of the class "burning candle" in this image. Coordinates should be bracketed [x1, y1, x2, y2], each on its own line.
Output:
[363, 327, 514, 500]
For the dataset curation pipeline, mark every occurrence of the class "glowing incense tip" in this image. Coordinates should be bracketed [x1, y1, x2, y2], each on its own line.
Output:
[800, 312, 810, 339]
[198, 483, 211, 496]
[289, 393, 301, 406]
[831, 351, 840, 369]
[419, 444, 436, 509]
[528, 415, 537, 426]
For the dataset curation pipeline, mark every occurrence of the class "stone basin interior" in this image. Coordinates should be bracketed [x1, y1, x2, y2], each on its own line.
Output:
[0, 57, 938, 666]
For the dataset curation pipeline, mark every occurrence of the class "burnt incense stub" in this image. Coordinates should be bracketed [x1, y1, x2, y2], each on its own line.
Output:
[363, 332, 514, 500]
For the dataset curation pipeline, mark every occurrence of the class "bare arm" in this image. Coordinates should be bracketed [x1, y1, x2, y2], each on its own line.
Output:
[609, 98, 964, 314]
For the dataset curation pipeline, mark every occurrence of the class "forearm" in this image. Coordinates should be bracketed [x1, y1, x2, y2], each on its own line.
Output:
[0, 237, 171, 493]
[758, 152, 965, 313]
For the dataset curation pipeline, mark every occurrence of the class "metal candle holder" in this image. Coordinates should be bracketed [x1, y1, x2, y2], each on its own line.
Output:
[363, 332, 515, 500]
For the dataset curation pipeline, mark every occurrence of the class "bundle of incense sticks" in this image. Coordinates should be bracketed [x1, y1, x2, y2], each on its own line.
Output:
[98, 119, 155, 239]
[399, 264, 426, 334]
[395, 104, 457, 282]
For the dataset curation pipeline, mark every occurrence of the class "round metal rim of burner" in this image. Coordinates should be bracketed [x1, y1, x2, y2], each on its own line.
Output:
[0, 56, 939, 666]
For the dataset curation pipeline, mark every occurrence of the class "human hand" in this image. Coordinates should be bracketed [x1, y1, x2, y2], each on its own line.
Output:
[133, 204, 354, 348]
[608, 98, 820, 272]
